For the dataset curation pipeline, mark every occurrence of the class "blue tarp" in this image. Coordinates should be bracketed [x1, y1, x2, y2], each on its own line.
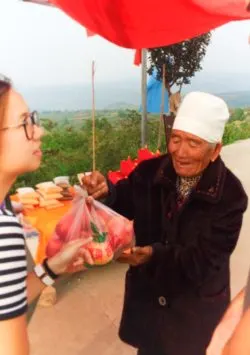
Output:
[140, 70, 169, 114]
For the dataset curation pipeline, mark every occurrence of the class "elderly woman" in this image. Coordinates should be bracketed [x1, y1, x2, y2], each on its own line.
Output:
[83, 92, 248, 355]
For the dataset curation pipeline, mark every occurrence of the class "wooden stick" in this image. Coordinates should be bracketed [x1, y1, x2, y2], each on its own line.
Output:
[157, 63, 166, 149]
[92, 60, 96, 171]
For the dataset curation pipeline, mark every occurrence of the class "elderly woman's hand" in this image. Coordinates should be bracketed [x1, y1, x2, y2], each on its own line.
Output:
[82, 171, 109, 200]
[117, 246, 153, 266]
[47, 238, 94, 275]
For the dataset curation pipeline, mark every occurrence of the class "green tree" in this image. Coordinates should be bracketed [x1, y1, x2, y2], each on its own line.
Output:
[40, 118, 58, 131]
[230, 108, 246, 122]
[148, 33, 211, 94]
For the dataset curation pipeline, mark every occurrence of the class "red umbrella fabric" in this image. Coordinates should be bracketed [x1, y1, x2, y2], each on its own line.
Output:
[50, 0, 250, 48]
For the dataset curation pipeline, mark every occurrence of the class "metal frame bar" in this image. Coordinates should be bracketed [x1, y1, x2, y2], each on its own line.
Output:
[21, 0, 54, 7]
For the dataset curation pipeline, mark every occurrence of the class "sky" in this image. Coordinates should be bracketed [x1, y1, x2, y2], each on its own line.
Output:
[0, 0, 250, 89]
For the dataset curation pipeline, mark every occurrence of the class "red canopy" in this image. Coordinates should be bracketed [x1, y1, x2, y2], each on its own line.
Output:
[50, 0, 250, 48]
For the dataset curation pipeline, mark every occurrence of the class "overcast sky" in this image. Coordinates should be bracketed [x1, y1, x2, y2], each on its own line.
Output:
[1, 0, 250, 88]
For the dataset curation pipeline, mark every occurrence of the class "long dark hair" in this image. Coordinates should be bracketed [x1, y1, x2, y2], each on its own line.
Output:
[0, 75, 12, 130]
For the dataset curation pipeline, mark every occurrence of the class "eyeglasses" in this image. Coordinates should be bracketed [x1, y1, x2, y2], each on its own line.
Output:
[0, 111, 40, 140]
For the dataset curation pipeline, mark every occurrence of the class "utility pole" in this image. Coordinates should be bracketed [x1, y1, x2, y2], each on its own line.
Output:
[157, 63, 166, 149]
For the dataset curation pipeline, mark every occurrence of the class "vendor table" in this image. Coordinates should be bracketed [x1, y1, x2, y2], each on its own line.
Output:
[11, 195, 72, 264]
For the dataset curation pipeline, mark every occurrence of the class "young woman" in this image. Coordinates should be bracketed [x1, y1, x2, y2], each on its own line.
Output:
[0, 76, 93, 355]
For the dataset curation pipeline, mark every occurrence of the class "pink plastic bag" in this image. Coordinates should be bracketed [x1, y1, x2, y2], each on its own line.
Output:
[46, 186, 134, 265]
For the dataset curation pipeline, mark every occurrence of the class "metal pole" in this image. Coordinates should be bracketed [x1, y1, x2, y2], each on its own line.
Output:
[141, 49, 147, 147]
[21, 0, 54, 6]
[157, 63, 166, 149]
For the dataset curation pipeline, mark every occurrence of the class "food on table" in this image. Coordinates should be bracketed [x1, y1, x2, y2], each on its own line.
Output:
[17, 187, 40, 209]
[36, 182, 63, 194]
[38, 191, 63, 200]
[54, 177, 74, 201]
[36, 182, 65, 208]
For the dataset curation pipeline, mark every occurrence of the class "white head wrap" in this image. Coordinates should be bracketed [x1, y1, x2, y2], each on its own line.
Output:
[173, 92, 230, 143]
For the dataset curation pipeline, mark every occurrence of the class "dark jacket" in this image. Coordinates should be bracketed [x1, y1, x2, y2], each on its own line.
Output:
[106, 155, 248, 355]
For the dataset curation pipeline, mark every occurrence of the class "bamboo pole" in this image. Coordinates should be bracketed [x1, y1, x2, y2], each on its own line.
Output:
[157, 63, 166, 149]
[92, 60, 96, 171]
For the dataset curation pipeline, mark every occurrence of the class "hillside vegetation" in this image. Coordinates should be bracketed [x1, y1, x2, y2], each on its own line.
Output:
[14, 108, 250, 190]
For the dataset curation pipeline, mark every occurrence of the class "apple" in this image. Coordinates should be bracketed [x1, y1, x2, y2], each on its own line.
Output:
[46, 234, 63, 257]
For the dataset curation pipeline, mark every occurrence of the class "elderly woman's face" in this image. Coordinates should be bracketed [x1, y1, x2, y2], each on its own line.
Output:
[168, 130, 221, 177]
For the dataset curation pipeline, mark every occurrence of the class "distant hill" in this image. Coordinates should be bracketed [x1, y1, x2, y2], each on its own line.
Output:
[217, 92, 250, 108]
[104, 102, 138, 110]
[18, 71, 250, 111]
[19, 81, 141, 111]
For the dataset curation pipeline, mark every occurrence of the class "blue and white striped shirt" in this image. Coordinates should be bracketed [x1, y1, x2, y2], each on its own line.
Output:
[0, 209, 27, 320]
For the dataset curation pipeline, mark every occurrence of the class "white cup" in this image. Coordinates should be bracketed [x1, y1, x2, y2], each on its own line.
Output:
[54, 176, 70, 186]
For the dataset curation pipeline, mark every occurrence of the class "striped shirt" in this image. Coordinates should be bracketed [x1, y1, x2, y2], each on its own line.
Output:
[0, 208, 27, 320]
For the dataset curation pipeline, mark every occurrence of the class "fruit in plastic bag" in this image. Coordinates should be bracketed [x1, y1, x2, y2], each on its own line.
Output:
[46, 186, 134, 264]
[55, 214, 74, 241]
[107, 216, 125, 240]
[95, 208, 112, 224]
[107, 217, 133, 251]
[85, 224, 114, 265]
[46, 234, 63, 257]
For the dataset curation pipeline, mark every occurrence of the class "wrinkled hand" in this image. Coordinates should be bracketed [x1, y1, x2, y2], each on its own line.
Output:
[117, 246, 153, 266]
[82, 171, 109, 200]
[47, 238, 93, 275]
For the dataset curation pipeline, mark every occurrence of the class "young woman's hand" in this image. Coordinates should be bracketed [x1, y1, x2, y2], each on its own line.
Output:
[47, 238, 93, 275]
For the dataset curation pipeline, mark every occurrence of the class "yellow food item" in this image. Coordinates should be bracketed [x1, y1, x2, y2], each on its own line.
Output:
[39, 198, 61, 207]
[38, 187, 62, 194]
[38, 191, 63, 200]
[36, 182, 62, 194]
[19, 198, 39, 205]
[18, 192, 39, 199]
